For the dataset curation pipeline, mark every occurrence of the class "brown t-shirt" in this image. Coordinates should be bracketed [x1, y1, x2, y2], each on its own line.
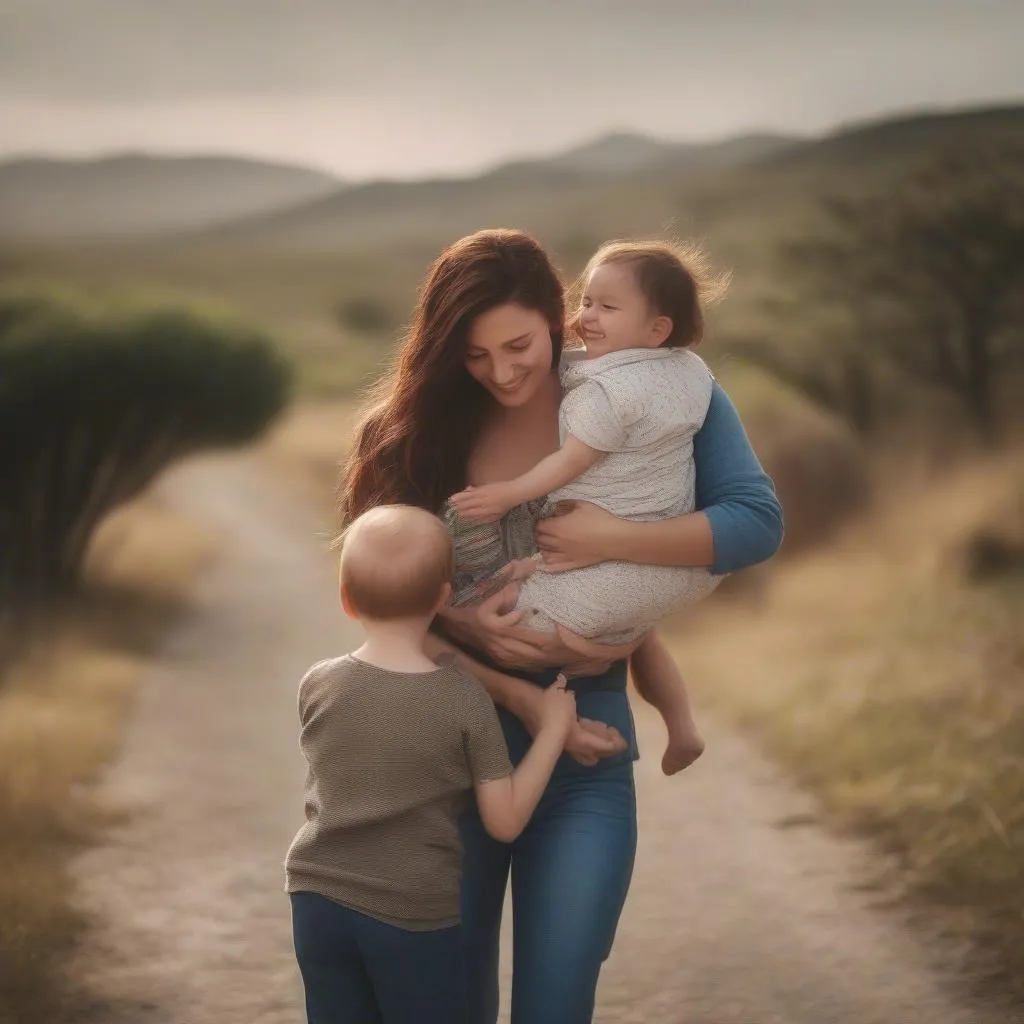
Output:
[284, 654, 512, 930]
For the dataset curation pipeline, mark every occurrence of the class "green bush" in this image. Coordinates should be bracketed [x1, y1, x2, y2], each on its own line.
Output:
[0, 288, 292, 612]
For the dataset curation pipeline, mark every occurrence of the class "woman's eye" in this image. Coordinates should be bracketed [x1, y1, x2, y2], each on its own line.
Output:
[602, 304, 616, 311]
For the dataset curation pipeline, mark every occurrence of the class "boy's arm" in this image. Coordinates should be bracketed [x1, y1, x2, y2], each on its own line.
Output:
[473, 727, 565, 842]
[450, 436, 601, 520]
[469, 676, 574, 843]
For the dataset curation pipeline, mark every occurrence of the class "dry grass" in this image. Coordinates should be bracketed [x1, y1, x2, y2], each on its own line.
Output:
[665, 454, 1024, 998]
[0, 496, 216, 1024]
[260, 399, 359, 517]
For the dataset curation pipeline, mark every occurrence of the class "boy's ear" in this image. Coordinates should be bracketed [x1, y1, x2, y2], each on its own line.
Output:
[651, 315, 673, 346]
[340, 584, 359, 620]
[436, 581, 452, 612]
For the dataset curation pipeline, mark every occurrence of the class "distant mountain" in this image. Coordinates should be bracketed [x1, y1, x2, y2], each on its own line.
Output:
[0, 153, 342, 240]
[536, 130, 799, 176]
[8, 104, 1022, 254]
[754, 103, 1024, 173]
[182, 130, 802, 252]
[217, 103, 1019, 256]
[545, 131, 680, 174]
[489, 131, 799, 180]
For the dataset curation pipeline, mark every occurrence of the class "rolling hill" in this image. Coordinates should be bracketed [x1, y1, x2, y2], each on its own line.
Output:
[496, 130, 799, 177]
[753, 102, 1024, 174]
[0, 153, 342, 240]
[174, 103, 1024, 257]
[170, 130, 805, 254]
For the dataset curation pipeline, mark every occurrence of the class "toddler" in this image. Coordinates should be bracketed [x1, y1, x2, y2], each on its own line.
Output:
[449, 240, 727, 775]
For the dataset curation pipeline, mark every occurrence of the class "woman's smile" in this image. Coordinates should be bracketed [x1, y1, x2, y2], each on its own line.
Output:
[492, 374, 528, 394]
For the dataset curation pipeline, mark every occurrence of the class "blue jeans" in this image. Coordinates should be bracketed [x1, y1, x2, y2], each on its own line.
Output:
[459, 662, 639, 1024]
[290, 891, 467, 1024]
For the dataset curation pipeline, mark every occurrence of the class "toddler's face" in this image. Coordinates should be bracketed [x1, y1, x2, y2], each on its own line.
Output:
[577, 262, 663, 357]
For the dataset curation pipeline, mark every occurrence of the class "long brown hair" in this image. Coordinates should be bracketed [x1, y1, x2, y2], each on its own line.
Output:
[339, 229, 565, 525]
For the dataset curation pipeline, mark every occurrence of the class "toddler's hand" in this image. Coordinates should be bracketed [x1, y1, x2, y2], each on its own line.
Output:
[450, 483, 514, 523]
[538, 674, 577, 742]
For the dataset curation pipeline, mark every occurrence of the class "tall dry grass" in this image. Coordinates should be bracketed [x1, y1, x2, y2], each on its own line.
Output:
[260, 399, 359, 515]
[664, 454, 1024, 999]
[0, 497, 216, 1023]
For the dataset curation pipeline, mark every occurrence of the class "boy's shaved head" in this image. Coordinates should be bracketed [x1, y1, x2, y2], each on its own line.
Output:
[340, 505, 452, 620]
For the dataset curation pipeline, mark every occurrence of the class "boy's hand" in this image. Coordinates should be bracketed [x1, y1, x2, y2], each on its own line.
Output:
[538, 674, 577, 742]
[450, 483, 516, 523]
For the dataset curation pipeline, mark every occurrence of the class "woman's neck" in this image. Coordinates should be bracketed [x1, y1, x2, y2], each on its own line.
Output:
[470, 371, 562, 484]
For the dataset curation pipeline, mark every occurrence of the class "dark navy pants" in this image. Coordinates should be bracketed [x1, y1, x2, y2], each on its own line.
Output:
[290, 891, 466, 1024]
[460, 667, 639, 1024]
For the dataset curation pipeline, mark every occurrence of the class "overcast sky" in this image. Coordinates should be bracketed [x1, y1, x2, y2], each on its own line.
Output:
[1, 0, 1022, 179]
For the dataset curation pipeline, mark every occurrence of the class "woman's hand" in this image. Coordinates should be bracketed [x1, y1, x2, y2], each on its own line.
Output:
[516, 680, 628, 767]
[437, 584, 571, 670]
[438, 585, 639, 674]
[565, 718, 629, 767]
[535, 500, 623, 572]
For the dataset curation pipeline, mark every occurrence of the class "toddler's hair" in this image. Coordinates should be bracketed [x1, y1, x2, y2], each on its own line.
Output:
[575, 239, 730, 348]
[338, 505, 452, 620]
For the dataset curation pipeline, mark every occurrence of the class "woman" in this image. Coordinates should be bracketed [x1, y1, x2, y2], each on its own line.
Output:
[339, 229, 783, 1024]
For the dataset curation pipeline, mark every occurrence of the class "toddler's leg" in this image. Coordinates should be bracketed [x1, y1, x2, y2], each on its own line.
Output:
[629, 634, 705, 776]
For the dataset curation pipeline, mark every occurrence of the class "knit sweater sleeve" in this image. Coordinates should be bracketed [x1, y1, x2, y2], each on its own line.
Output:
[694, 381, 784, 574]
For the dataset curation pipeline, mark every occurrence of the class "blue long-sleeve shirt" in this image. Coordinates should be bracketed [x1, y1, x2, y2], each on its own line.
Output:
[695, 381, 784, 574]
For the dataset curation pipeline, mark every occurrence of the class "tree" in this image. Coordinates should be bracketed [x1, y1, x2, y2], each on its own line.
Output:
[726, 301, 881, 436]
[776, 149, 1024, 443]
[0, 291, 292, 616]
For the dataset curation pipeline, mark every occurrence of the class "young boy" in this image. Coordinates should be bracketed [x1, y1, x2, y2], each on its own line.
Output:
[284, 504, 576, 1024]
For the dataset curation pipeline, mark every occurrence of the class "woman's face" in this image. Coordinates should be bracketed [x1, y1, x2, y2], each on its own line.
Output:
[464, 303, 555, 408]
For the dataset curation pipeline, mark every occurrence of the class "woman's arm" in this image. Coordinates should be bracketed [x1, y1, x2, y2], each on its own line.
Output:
[536, 501, 716, 571]
[535, 381, 783, 575]
[692, 380, 785, 574]
[423, 628, 628, 766]
[423, 629, 537, 723]
[435, 590, 641, 676]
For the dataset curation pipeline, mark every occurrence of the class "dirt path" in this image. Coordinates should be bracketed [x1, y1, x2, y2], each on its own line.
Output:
[70, 454, 1005, 1024]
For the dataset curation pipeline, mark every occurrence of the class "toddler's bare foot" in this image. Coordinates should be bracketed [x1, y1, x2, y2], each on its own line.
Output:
[661, 718, 705, 776]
